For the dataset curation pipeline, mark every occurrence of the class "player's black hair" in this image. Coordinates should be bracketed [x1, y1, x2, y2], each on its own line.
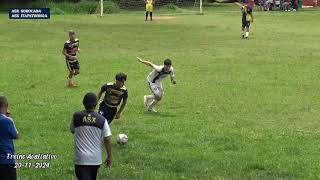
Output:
[0, 96, 8, 108]
[115, 73, 127, 82]
[69, 30, 76, 35]
[164, 59, 172, 66]
[83, 92, 97, 110]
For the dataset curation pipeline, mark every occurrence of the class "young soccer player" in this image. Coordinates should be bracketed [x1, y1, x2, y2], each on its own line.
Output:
[137, 57, 176, 112]
[145, 0, 155, 21]
[62, 30, 80, 87]
[97, 73, 128, 124]
[241, 5, 254, 39]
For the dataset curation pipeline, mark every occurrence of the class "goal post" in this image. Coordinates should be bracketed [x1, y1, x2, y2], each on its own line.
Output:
[100, 0, 103, 17]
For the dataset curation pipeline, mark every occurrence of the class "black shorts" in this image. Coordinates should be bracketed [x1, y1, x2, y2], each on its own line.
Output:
[0, 164, 17, 180]
[242, 21, 250, 28]
[75, 165, 100, 180]
[98, 102, 117, 124]
[66, 60, 80, 71]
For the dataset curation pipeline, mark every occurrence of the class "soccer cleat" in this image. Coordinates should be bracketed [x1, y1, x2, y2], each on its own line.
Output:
[144, 96, 148, 106]
[148, 107, 157, 113]
[241, 35, 245, 39]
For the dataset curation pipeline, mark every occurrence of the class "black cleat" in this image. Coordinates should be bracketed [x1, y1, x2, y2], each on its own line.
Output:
[241, 35, 245, 39]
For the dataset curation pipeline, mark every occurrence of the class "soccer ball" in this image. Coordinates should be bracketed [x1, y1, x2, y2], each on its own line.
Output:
[116, 134, 128, 145]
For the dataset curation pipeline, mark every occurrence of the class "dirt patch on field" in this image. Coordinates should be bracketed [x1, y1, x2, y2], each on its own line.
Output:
[153, 16, 176, 20]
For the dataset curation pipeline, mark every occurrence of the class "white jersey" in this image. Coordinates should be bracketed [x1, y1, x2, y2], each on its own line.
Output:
[147, 65, 174, 85]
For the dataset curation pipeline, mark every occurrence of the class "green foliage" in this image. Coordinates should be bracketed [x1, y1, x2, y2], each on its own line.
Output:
[1, 3, 320, 179]
[102, 1, 120, 14]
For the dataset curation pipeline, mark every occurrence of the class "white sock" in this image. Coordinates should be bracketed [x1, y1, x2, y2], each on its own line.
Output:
[146, 95, 154, 100]
[148, 99, 158, 109]
[146, 95, 154, 105]
[245, 32, 249, 37]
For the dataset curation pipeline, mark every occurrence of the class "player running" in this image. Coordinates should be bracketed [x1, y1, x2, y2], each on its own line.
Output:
[62, 30, 80, 87]
[241, 5, 253, 39]
[97, 73, 128, 124]
[145, 0, 155, 21]
[137, 57, 176, 112]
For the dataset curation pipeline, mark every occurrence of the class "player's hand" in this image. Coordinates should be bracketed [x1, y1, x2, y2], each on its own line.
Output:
[172, 80, 176, 85]
[77, 48, 81, 53]
[137, 57, 144, 63]
[115, 112, 121, 119]
[105, 157, 112, 167]
[6, 109, 10, 117]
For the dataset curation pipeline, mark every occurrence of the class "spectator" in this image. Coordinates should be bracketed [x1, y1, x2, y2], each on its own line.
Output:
[0, 96, 19, 180]
[70, 92, 112, 180]
[247, 0, 255, 10]
[313, 0, 317, 7]
[283, 0, 291, 11]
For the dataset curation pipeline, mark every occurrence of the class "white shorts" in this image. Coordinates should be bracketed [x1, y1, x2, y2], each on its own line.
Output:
[148, 82, 163, 97]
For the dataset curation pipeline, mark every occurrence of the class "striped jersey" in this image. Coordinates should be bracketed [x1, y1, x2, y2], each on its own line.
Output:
[147, 65, 174, 84]
[64, 38, 79, 61]
[101, 83, 128, 107]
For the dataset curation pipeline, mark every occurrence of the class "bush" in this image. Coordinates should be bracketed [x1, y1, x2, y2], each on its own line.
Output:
[103, 1, 120, 14]
[94, 1, 120, 14]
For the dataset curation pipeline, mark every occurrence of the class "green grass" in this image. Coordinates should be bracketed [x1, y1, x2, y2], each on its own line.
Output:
[1, 3, 320, 179]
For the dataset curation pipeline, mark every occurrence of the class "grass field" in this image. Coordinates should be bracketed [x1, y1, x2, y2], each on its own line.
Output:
[1, 4, 320, 179]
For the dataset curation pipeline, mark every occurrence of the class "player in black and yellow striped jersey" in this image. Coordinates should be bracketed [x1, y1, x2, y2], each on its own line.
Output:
[97, 73, 128, 124]
[145, 0, 155, 21]
[241, 5, 253, 39]
[62, 30, 80, 87]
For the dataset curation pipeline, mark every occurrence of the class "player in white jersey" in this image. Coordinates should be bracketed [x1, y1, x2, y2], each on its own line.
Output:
[137, 57, 176, 112]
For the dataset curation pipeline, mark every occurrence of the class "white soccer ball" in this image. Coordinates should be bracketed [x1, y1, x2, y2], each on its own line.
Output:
[116, 134, 128, 145]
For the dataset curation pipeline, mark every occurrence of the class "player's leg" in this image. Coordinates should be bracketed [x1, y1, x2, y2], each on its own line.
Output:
[241, 24, 245, 38]
[150, 5, 153, 21]
[74, 61, 80, 76]
[105, 106, 117, 124]
[98, 102, 108, 119]
[245, 22, 250, 39]
[148, 84, 163, 112]
[66, 61, 74, 87]
[144, 82, 155, 106]
[75, 165, 91, 180]
[70, 61, 80, 86]
[146, 11, 149, 21]
[90, 165, 100, 180]
[98, 102, 117, 124]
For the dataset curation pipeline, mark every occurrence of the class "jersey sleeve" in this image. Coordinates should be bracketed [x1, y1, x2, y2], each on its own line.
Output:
[123, 89, 128, 99]
[70, 115, 75, 134]
[102, 121, 112, 137]
[63, 42, 68, 49]
[101, 84, 109, 92]
[153, 65, 163, 72]
[170, 67, 175, 78]
[7, 118, 18, 139]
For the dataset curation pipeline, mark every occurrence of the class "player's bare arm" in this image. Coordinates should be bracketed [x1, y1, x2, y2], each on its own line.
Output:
[115, 98, 127, 119]
[250, 13, 253, 23]
[171, 76, 176, 84]
[137, 57, 156, 68]
[104, 136, 112, 167]
[97, 90, 104, 101]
